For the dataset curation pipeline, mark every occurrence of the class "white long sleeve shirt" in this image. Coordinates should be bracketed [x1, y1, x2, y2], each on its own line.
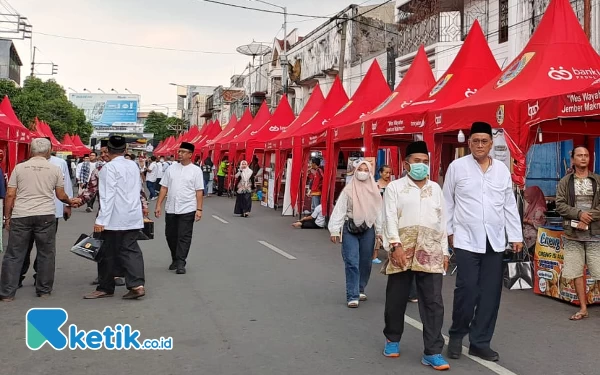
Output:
[443, 155, 523, 253]
[50, 156, 73, 218]
[328, 189, 382, 237]
[382, 177, 449, 273]
[96, 156, 144, 230]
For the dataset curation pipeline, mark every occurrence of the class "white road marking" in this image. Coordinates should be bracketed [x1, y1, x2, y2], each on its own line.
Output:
[212, 215, 229, 224]
[258, 241, 297, 260]
[404, 315, 518, 375]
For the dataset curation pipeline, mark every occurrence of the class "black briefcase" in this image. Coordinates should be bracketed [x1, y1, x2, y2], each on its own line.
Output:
[139, 219, 154, 240]
[71, 234, 103, 262]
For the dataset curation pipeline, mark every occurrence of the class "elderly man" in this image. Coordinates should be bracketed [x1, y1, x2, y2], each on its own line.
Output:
[155, 142, 204, 275]
[555, 145, 600, 321]
[381, 141, 450, 371]
[19, 138, 74, 287]
[443, 122, 523, 362]
[0, 138, 74, 301]
[84, 136, 146, 300]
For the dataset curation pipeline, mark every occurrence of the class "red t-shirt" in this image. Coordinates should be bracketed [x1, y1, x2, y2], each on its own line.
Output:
[310, 168, 323, 195]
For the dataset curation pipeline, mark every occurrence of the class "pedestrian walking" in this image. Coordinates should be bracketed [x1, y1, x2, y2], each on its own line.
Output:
[0, 138, 75, 301]
[217, 156, 229, 196]
[234, 160, 254, 217]
[155, 142, 204, 274]
[381, 141, 450, 370]
[443, 122, 523, 362]
[20, 139, 74, 288]
[0, 150, 6, 250]
[555, 145, 600, 321]
[85, 151, 99, 212]
[201, 157, 214, 196]
[308, 158, 323, 211]
[77, 154, 92, 193]
[84, 136, 146, 300]
[146, 156, 159, 200]
[328, 160, 382, 308]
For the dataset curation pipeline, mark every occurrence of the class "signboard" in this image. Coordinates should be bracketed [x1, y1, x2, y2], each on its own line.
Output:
[69, 93, 140, 127]
[533, 227, 600, 305]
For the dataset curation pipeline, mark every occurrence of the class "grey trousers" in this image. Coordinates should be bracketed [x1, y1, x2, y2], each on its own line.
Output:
[0, 215, 57, 298]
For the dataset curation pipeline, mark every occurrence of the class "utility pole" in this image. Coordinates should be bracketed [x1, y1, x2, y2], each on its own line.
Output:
[30, 46, 36, 77]
[282, 6, 288, 96]
[584, 0, 591, 40]
[338, 15, 348, 83]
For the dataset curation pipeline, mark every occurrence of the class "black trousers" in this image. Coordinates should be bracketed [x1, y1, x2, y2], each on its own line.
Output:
[383, 270, 445, 355]
[0, 215, 57, 297]
[217, 175, 225, 196]
[301, 219, 322, 229]
[448, 240, 504, 350]
[20, 218, 59, 282]
[165, 212, 195, 267]
[96, 230, 145, 294]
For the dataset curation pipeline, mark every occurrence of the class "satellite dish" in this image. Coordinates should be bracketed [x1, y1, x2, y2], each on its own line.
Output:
[236, 42, 272, 57]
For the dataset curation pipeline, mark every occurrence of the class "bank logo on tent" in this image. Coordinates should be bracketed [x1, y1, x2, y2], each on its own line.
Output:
[26, 308, 69, 350]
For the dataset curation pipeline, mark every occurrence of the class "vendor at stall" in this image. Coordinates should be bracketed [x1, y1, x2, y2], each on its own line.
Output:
[555, 145, 600, 321]
[523, 186, 547, 254]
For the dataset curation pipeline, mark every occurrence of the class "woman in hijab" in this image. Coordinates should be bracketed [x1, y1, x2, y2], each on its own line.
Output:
[202, 157, 214, 196]
[234, 160, 254, 217]
[523, 186, 547, 253]
[329, 160, 382, 308]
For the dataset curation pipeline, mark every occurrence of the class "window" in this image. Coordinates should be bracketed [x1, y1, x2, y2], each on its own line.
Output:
[499, 0, 509, 43]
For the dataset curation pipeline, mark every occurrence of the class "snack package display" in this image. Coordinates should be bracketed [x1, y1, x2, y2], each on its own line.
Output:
[533, 227, 600, 305]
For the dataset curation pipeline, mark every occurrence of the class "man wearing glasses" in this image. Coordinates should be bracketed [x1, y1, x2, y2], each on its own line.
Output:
[155, 142, 204, 275]
[443, 122, 523, 362]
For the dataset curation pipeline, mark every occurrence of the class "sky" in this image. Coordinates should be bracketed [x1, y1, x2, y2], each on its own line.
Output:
[7, 0, 371, 113]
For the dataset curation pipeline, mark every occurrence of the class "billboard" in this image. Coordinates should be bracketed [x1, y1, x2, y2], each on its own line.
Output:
[69, 93, 140, 127]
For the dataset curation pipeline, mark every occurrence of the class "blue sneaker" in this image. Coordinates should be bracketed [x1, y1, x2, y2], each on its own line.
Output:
[421, 354, 450, 371]
[372, 258, 382, 264]
[383, 339, 400, 357]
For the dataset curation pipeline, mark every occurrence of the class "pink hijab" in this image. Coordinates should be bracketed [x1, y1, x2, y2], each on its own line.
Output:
[345, 160, 382, 227]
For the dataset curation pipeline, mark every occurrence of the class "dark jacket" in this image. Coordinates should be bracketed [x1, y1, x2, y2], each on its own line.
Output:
[555, 172, 600, 236]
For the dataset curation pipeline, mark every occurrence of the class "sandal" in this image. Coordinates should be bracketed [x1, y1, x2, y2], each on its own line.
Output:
[569, 311, 589, 321]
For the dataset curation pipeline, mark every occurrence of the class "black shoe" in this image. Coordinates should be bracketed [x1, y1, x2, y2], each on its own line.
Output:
[468, 346, 499, 362]
[447, 337, 462, 359]
[176, 267, 186, 274]
[114, 277, 125, 286]
[168, 262, 177, 271]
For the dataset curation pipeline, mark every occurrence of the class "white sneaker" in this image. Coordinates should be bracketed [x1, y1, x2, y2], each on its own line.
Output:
[359, 293, 367, 301]
[347, 300, 359, 308]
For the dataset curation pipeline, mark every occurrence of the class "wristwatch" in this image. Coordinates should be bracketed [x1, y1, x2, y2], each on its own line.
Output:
[390, 243, 401, 253]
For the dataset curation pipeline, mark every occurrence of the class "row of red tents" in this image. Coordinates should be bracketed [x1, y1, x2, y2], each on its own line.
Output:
[0, 95, 91, 176]
[154, 0, 600, 216]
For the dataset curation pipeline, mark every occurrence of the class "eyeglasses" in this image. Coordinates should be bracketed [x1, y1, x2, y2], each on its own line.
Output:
[470, 139, 491, 146]
[177, 150, 191, 154]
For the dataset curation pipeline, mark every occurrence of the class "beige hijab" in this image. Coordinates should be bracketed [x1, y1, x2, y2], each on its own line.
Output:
[238, 160, 253, 182]
[345, 160, 382, 227]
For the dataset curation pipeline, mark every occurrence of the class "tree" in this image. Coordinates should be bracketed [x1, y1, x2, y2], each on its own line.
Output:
[144, 111, 177, 142]
[0, 77, 94, 142]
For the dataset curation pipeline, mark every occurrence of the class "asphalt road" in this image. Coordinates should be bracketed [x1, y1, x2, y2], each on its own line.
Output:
[1, 196, 599, 375]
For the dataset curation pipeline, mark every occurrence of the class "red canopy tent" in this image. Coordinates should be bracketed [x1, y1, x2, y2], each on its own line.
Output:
[432, 0, 600, 185]
[227, 101, 271, 165]
[61, 134, 78, 156]
[71, 134, 91, 155]
[286, 78, 349, 214]
[154, 136, 174, 156]
[203, 116, 238, 156]
[33, 119, 64, 151]
[190, 121, 212, 145]
[208, 108, 253, 163]
[0, 96, 31, 174]
[194, 120, 223, 160]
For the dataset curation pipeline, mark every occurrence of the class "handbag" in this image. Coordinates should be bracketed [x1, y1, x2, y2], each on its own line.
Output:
[503, 250, 533, 290]
[70, 233, 103, 262]
[347, 218, 369, 234]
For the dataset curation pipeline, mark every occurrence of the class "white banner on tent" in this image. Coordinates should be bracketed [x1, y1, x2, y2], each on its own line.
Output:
[491, 129, 511, 170]
[282, 158, 294, 216]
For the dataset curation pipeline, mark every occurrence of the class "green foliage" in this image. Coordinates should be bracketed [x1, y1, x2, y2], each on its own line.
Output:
[0, 77, 93, 142]
[144, 111, 180, 142]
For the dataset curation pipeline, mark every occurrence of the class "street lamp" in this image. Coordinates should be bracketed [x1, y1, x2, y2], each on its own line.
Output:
[124, 88, 133, 94]
[67, 87, 77, 93]
[249, 0, 287, 94]
[97, 88, 105, 93]
[83, 88, 91, 93]
[111, 88, 119, 94]
[152, 104, 170, 116]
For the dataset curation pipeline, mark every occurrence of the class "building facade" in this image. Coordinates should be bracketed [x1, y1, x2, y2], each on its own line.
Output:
[0, 39, 22, 85]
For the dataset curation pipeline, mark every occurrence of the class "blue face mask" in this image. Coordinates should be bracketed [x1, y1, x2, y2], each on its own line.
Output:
[408, 163, 429, 181]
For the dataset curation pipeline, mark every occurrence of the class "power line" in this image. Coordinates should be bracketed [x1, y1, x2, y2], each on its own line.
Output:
[199, 0, 329, 19]
[33, 31, 239, 55]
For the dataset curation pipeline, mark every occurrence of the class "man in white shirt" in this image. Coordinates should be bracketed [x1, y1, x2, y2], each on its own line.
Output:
[85, 151, 99, 212]
[443, 122, 523, 362]
[381, 141, 450, 370]
[155, 142, 204, 275]
[19, 139, 74, 288]
[84, 136, 146, 300]
[146, 156, 158, 200]
[292, 204, 325, 229]
[156, 156, 165, 186]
